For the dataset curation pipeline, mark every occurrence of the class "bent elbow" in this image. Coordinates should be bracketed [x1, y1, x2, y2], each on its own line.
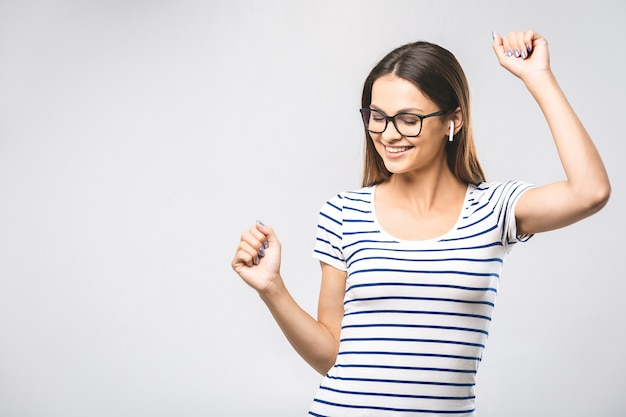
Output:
[584, 181, 611, 215]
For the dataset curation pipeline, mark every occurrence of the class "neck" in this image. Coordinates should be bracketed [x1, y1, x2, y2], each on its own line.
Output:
[383, 163, 465, 214]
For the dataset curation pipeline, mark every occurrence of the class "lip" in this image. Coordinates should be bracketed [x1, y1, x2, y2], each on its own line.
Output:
[383, 145, 413, 159]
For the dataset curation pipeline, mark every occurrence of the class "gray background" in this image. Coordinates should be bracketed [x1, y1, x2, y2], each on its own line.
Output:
[1, 1, 624, 416]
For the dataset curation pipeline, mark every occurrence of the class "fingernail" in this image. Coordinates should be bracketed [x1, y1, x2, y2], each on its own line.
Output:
[254, 256, 260, 265]
[506, 49, 512, 57]
[257, 220, 266, 226]
[526, 43, 532, 52]
[514, 49, 520, 57]
[521, 49, 528, 59]
[263, 241, 269, 249]
[491, 31, 495, 40]
[259, 247, 265, 257]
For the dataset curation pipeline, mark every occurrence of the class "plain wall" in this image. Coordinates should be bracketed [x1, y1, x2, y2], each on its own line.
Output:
[1, 1, 624, 416]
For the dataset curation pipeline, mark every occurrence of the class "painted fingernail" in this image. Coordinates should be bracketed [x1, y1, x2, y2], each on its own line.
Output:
[254, 256, 260, 265]
[257, 220, 266, 226]
[526, 43, 532, 52]
[521, 49, 528, 59]
[506, 49, 512, 57]
[491, 31, 495, 40]
[259, 247, 265, 257]
[514, 49, 520, 57]
[263, 241, 269, 249]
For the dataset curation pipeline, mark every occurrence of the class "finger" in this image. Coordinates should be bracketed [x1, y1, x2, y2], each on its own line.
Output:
[248, 224, 269, 250]
[240, 230, 266, 259]
[232, 246, 255, 269]
[492, 31, 505, 57]
[240, 239, 262, 265]
[513, 31, 526, 58]
[255, 221, 278, 248]
[523, 30, 534, 57]
[502, 33, 513, 58]
[501, 31, 529, 59]
[254, 223, 270, 250]
[240, 230, 260, 250]
[504, 31, 521, 58]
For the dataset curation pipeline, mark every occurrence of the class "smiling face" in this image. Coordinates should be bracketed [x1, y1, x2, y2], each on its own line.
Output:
[369, 74, 450, 177]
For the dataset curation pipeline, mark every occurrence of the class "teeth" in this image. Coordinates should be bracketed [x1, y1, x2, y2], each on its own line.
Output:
[386, 146, 411, 153]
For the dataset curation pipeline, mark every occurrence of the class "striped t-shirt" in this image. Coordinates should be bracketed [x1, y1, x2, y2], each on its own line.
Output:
[309, 181, 533, 416]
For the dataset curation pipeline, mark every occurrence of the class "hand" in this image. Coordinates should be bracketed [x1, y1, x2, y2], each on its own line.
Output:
[231, 221, 282, 292]
[492, 30, 551, 83]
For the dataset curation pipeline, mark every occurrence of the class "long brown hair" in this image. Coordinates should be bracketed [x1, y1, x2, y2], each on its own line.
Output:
[361, 41, 485, 187]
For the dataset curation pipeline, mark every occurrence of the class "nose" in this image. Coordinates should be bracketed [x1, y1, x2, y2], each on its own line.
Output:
[381, 120, 402, 141]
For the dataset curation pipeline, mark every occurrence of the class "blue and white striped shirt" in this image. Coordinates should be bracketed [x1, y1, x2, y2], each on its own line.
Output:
[309, 181, 533, 416]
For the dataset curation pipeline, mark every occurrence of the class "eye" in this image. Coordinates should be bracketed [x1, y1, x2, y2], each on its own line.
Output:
[397, 114, 420, 125]
[371, 111, 386, 122]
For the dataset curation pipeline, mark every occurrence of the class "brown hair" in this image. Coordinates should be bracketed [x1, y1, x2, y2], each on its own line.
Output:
[361, 41, 485, 187]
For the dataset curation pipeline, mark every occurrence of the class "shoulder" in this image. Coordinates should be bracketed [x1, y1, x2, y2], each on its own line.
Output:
[322, 186, 374, 210]
[468, 180, 535, 221]
[317, 186, 374, 227]
[472, 180, 534, 200]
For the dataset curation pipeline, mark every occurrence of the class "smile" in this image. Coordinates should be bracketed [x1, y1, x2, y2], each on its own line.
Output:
[385, 146, 413, 153]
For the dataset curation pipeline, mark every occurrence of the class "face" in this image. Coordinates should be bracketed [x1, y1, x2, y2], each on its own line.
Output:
[369, 74, 450, 176]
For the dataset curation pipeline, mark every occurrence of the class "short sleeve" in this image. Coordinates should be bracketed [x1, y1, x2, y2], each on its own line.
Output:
[312, 194, 347, 271]
[501, 180, 535, 250]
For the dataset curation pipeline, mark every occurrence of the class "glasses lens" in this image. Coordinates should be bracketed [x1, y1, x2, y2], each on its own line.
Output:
[395, 113, 422, 136]
[362, 109, 386, 133]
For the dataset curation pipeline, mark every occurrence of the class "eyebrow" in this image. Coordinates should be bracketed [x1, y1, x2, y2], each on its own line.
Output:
[369, 104, 426, 114]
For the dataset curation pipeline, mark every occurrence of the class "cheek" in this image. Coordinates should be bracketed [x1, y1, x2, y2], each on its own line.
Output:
[370, 134, 383, 146]
[367, 135, 384, 155]
[425, 121, 447, 138]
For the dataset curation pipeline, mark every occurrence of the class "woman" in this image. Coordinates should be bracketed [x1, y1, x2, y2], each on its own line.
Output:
[231, 30, 610, 416]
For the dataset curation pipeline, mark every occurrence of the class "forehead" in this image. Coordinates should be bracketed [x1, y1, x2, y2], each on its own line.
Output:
[370, 74, 434, 112]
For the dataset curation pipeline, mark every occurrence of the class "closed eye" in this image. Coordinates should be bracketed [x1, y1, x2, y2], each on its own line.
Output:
[397, 114, 420, 125]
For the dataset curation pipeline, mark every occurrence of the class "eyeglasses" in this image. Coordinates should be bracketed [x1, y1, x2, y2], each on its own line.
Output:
[359, 108, 447, 137]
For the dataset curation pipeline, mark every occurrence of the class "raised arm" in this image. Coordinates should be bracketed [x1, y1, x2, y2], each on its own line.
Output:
[232, 222, 345, 375]
[492, 30, 610, 235]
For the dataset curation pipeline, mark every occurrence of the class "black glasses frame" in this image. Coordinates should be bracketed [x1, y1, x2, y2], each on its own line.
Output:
[359, 108, 447, 137]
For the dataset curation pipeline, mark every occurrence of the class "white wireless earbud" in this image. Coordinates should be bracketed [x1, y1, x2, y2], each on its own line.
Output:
[449, 120, 455, 142]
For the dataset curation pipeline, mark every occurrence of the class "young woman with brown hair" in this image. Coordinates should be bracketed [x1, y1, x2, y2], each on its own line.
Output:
[232, 30, 610, 416]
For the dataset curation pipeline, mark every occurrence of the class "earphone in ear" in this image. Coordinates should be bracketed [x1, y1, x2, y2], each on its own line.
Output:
[449, 120, 454, 142]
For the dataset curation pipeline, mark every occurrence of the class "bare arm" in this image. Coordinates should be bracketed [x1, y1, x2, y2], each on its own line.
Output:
[492, 31, 611, 235]
[232, 222, 345, 375]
